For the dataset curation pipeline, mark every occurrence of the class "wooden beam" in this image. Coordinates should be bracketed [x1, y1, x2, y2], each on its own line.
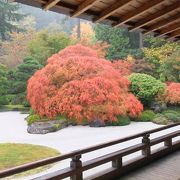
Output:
[113, 0, 165, 27]
[43, 0, 61, 11]
[93, 0, 133, 23]
[129, 2, 180, 32]
[167, 29, 180, 39]
[144, 13, 180, 35]
[71, 0, 99, 17]
[156, 22, 180, 37]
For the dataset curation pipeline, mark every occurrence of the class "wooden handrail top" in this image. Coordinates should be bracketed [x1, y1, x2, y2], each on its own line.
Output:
[33, 167, 75, 180]
[82, 143, 145, 171]
[0, 123, 179, 178]
[150, 130, 180, 146]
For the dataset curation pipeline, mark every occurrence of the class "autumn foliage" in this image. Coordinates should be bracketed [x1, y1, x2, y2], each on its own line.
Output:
[71, 22, 109, 58]
[27, 45, 143, 123]
[166, 82, 180, 105]
[112, 60, 132, 76]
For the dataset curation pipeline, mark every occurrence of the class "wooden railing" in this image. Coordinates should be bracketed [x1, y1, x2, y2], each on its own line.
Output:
[0, 123, 180, 180]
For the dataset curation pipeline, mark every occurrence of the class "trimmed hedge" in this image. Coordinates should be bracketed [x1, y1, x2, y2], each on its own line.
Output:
[129, 73, 165, 106]
[152, 114, 169, 125]
[162, 110, 180, 122]
[139, 110, 156, 122]
[110, 116, 130, 126]
[27, 114, 66, 125]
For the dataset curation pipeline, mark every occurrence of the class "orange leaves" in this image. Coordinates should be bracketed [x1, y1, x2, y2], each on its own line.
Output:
[125, 94, 143, 118]
[57, 44, 98, 59]
[71, 22, 95, 45]
[56, 77, 123, 122]
[27, 45, 143, 122]
[112, 60, 132, 76]
[166, 82, 180, 105]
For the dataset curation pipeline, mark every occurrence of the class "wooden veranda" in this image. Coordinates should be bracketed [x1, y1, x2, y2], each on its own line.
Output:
[12, 0, 180, 40]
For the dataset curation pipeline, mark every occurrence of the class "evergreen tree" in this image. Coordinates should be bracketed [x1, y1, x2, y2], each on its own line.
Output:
[8, 57, 42, 105]
[94, 24, 143, 60]
[0, 0, 24, 40]
[0, 64, 8, 105]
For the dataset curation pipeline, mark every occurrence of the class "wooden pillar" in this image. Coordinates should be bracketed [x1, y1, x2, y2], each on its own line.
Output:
[70, 154, 83, 180]
[142, 134, 150, 157]
[112, 157, 122, 169]
[164, 139, 172, 147]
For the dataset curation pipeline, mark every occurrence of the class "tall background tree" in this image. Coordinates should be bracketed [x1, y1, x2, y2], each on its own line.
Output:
[94, 24, 143, 60]
[0, 31, 34, 68]
[28, 30, 73, 65]
[7, 57, 42, 105]
[0, 0, 24, 40]
[0, 64, 8, 105]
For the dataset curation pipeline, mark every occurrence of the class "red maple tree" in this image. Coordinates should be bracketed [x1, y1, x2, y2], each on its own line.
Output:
[112, 60, 132, 76]
[166, 82, 180, 105]
[27, 45, 143, 122]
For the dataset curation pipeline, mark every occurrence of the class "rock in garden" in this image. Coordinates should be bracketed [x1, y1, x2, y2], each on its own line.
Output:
[89, 119, 105, 127]
[151, 102, 167, 113]
[27, 120, 68, 134]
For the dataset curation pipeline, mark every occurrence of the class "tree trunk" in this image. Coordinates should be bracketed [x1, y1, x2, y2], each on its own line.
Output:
[139, 32, 143, 48]
[77, 18, 81, 39]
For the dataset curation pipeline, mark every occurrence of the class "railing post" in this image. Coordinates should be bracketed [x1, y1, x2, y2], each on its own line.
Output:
[164, 138, 172, 147]
[70, 154, 83, 180]
[112, 157, 122, 169]
[142, 134, 151, 157]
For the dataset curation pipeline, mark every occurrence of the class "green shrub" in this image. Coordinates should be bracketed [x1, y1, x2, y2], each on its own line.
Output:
[152, 114, 169, 125]
[27, 113, 67, 125]
[0, 96, 9, 105]
[11, 93, 25, 105]
[53, 123, 61, 130]
[163, 113, 179, 122]
[23, 100, 30, 107]
[80, 118, 88, 126]
[110, 116, 130, 126]
[162, 109, 180, 116]
[129, 73, 166, 106]
[162, 110, 180, 122]
[27, 114, 41, 125]
[139, 110, 155, 122]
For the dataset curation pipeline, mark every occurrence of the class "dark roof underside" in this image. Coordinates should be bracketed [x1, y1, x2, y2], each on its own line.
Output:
[14, 0, 180, 41]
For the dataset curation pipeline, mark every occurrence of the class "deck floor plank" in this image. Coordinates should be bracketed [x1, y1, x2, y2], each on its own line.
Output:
[118, 150, 180, 180]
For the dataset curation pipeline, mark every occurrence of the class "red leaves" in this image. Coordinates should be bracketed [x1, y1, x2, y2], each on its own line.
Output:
[49, 77, 124, 122]
[112, 60, 132, 76]
[58, 44, 98, 59]
[124, 94, 143, 118]
[166, 82, 180, 105]
[27, 45, 143, 122]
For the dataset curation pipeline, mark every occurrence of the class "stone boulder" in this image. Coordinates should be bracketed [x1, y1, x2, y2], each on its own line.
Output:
[89, 119, 105, 127]
[151, 102, 167, 113]
[27, 120, 68, 134]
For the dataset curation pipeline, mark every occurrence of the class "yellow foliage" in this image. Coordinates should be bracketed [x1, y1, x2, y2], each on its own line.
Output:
[127, 55, 134, 62]
[143, 42, 180, 65]
[71, 22, 95, 45]
[71, 22, 109, 58]
[0, 31, 34, 68]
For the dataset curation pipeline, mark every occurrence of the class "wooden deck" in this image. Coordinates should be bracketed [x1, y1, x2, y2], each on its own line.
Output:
[118, 150, 180, 180]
